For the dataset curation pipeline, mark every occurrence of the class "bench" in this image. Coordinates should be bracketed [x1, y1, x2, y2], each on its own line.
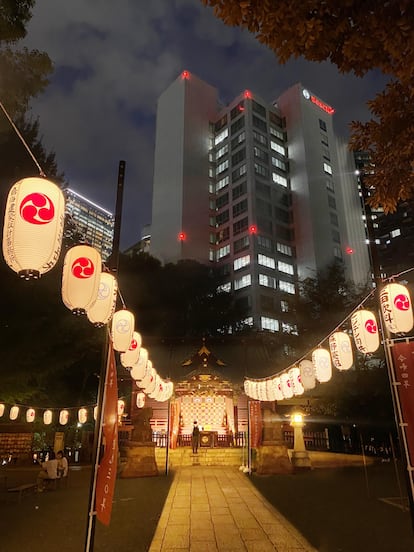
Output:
[8, 483, 37, 503]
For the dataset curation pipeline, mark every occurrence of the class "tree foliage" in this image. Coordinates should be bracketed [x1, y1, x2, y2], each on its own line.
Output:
[201, 0, 414, 212]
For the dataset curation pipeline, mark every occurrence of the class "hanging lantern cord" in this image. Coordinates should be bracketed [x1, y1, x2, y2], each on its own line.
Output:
[0, 99, 46, 177]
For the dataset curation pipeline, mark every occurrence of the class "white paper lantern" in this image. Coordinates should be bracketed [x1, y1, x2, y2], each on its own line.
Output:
[0, 404, 4, 417]
[380, 283, 414, 334]
[244, 380, 251, 397]
[111, 309, 134, 352]
[148, 374, 163, 398]
[256, 380, 267, 401]
[351, 310, 380, 353]
[117, 399, 125, 417]
[289, 367, 304, 395]
[136, 392, 145, 408]
[139, 362, 156, 391]
[26, 408, 35, 423]
[78, 407, 88, 424]
[299, 360, 316, 390]
[10, 406, 19, 420]
[2, 177, 65, 279]
[62, 245, 102, 314]
[329, 332, 353, 371]
[86, 272, 118, 326]
[272, 377, 284, 401]
[43, 410, 53, 425]
[59, 409, 69, 425]
[312, 348, 332, 383]
[265, 378, 278, 401]
[120, 332, 142, 368]
[280, 373, 294, 399]
[158, 381, 174, 402]
[130, 347, 149, 380]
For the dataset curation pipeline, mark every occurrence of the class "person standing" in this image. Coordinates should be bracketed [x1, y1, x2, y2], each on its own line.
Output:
[192, 421, 200, 454]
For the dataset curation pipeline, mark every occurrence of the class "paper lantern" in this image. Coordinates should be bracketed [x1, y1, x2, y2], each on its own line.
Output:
[351, 310, 380, 353]
[10, 406, 19, 420]
[380, 283, 414, 334]
[139, 361, 156, 391]
[93, 406, 98, 420]
[117, 399, 125, 417]
[62, 245, 102, 314]
[2, 177, 65, 279]
[329, 332, 353, 371]
[111, 309, 134, 352]
[148, 374, 162, 398]
[299, 360, 316, 390]
[272, 377, 284, 401]
[130, 347, 149, 380]
[26, 408, 35, 423]
[265, 378, 277, 401]
[86, 272, 118, 326]
[59, 409, 69, 425]
[244, 380, 251, 397]
[312, 348, 332, 383]
[289, 367, 304, 395]
[136, 392, 145, 408]
[78, 407, 88, 424]
[280, 373, 294, 399]
[0, 404, 4, 417]
[120, 332, 142, 368]
[158, 381, 174, 402]
[43, 410, 53, 425]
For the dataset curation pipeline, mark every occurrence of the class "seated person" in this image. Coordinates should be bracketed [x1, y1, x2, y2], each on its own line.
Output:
[37, 451, 58, 492]
[56, 450, 68, 478]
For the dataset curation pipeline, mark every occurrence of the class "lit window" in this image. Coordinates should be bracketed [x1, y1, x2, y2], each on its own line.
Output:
[217, 245, 230, 259]
[216, 144, 229, 159]
[215, 128, 228, 145]
[259, 274, 277, 288]
[280, 300, 289, 313]
[272, 173, 288, 187]
[272, 157, 286, 171]
[279, 280, 295, 294]
[234, 274, 251, 290]
[270, 141, 286, 156]
[276, 242, 292, 256]
[234, 255, 250, 271]
[258, 254, 275, 269]
[216, 175, 229, 192]
[281, 322, 298, 335]
[323, 162, 333, 175]
[270, 127, 284, 140]
[261, 317, 279, 332]
[278, 261, 294, 275]
[391, 228, 401, 238]
[217, 282, 231, 293]
[216, 160, 229, 175]
[243, 317, 254, 327]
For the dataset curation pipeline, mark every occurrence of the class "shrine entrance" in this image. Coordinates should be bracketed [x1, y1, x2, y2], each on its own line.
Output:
[169, 344, 246, 448]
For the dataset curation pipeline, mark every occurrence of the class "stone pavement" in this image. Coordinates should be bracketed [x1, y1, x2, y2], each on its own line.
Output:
[149, 466, 317, 551]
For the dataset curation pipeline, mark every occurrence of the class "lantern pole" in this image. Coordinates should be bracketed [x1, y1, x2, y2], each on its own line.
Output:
[84, 161, 126, 552]
[361, 173, 414, 529]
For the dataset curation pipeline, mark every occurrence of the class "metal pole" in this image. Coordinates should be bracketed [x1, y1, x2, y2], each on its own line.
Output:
[84, 161, 126, 552]
[165, 400, 170, 475]
[359, 433, 370, 498]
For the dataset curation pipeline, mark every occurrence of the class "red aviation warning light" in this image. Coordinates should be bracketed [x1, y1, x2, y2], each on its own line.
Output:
[178, 231, 186, 241]
[244, 90, 252, 99]
[249, 225, 257, 235]
[181, 70, 190, 80]
[345, 246, 354, 255]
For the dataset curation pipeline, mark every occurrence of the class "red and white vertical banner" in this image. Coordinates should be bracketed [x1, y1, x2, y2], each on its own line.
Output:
[249, 401, 262, 448]
[389, 339, 414, 466]
[96, 343, 118, 526]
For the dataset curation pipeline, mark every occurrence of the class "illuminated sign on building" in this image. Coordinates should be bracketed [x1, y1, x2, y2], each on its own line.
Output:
[302, 89, 335, 115]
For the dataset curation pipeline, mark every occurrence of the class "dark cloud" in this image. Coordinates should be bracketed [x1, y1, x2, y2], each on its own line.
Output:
[22, 0, 389, 248]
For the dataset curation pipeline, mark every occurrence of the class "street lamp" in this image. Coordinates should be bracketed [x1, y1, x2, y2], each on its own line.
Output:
[290, 410, 312, 471]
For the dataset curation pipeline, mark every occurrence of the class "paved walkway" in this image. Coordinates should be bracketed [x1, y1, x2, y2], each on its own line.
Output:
[149, 466, 317, 551]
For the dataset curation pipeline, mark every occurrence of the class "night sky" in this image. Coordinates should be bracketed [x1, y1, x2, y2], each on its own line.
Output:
[22, 0, 389, 249]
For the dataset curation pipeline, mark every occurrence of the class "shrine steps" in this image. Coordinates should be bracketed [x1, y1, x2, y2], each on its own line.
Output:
[155, 447, 244, 469]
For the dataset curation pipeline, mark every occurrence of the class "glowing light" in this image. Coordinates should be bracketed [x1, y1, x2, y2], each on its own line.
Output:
[181, 70, 190, 79]
[249, 225, 257, 235]
[346, 246, 354, 255]
[310, 95, 335, 114]
[244, 90, 252, 99]
[178, 231, 186, 241]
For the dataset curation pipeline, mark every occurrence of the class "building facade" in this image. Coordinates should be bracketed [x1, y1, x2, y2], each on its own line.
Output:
[64, 188, 115, 261]
[151, 72, 370, 332]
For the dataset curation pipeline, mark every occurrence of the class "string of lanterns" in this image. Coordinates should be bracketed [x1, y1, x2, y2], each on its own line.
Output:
[2, 176, 174, 413]
[245, 281, 414, 402]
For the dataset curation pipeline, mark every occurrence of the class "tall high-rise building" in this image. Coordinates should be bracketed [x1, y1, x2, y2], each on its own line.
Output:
[151, 71, 370, 331]
[65, 188, 115, 261]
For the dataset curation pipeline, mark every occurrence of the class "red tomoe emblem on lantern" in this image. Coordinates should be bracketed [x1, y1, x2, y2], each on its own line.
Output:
[20, 193, 55, 224]
[71, 257, 95, 279]
[365, 319, 377, 334]
[129, 339, 138, 350]
[395, 294, 410, 311]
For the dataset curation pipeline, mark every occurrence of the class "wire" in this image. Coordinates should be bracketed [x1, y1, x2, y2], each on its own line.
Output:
[0, 100, 46, 177]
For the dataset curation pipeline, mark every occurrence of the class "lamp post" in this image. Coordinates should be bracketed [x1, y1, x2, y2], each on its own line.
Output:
[290, 411, 311, 471]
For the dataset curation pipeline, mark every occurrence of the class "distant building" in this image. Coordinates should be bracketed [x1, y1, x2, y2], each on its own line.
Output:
[150, 71, 370, 332]
[123, 224, 151, 257]
[64, 188, 114, 261]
